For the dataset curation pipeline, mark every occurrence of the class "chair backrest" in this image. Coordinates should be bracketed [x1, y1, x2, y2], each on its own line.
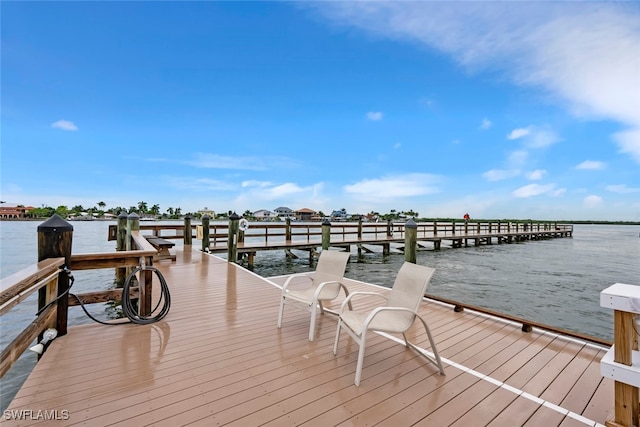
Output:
[312, 250, 350, 289]
[386, 262, 435, 312]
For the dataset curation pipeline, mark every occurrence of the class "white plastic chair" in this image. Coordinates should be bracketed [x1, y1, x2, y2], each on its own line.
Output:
[333, 262, 445, 385]
[277, 250, 350, 341]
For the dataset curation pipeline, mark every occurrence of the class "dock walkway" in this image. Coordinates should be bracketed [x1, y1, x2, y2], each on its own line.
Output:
[5, 247, 612, 426]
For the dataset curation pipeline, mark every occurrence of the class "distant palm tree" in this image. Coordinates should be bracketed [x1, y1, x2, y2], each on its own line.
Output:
[137, 201, 148, 213]
[97, 201, 106, 210]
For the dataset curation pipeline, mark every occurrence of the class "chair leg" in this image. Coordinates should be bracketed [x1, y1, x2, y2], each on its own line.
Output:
[277, 297, 285, 328]
[417, 316, 445, 375]
[309, 304, 317, 341]
[354, 332, 367, 386]
[333, 320, 342, 355]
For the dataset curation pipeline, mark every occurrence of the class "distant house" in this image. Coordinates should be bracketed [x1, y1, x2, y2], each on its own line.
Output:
[254, 209, 277, 221]
[331, 209, 349, 221]
[198, 207, 216, 218]
[0, 203, 35, 219]
[273, 206, 295, 219]
[295, 208, 317, 221]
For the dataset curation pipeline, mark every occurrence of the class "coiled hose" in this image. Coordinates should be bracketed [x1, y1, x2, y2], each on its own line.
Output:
[39, 266, 171, 325]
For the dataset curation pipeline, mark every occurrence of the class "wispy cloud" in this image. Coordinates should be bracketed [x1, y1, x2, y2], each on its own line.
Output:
[583, 195, 603, 208]
[479, 118, 492, 130]
[367, 111, 383, 121]
[186, 153, 266, 170]
[51, 120, 78, 131]
[512, 183, 556, 198]
[344, 173, 439, 201]
[482, 169, 520, 182]
[507, 126, 560, 148]
[575, 160, 606, 170]
[527, 169, 546, 180]
[183, 153, 298, 171]
[165, 176, 236, 192]
[314, 2, 640, 163]
[508, 127, 530, 140]
[606, 184, 640, 194]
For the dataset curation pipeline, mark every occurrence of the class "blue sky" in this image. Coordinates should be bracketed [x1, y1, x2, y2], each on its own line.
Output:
[2, 2, 639, 221]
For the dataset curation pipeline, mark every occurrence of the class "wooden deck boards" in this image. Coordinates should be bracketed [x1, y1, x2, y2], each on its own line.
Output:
[4, 247, 612, 426]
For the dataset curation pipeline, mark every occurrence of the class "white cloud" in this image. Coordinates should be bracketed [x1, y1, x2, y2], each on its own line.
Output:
[166, 176, 236, 192]
[512, 183, 556, 198]
[344, 173, 439, 200]
[393, 142, 401, 149]
[575, 160, 606, 170]
[482, 169, 520, 182]
[606, 184, 640, 194]
[314, 2, 640, 163]
[508, 127, 530, 140]
[527, 169, 546, 180]
[507, 126, 559, 148]
[613, 129, 640, 163]
[241, 180, 272, 188]
[367, 111, 383, 121]
[185, 153, 266, 170]
[526, 128, 561, 148]
[583, 195, 603, 208]
[51, 120, 78, 131]
[480, 118, 492, 130]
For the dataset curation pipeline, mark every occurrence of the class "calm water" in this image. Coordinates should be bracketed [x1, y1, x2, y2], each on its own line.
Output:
[1, 220, 639, 409]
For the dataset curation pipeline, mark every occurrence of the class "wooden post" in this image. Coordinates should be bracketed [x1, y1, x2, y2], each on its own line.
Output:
[285, 217, 292, 241]
[37, 214, 73, 337]
[322, 219, 331, 250]
[201, 215, 210, 252]
[357, 219, 363, 256]
[601, 284, 640, 427]
[611, 310, 639, 427]
[115, 211, 128, 287]
[184, 214, 192, 246]
[452, 221, 456, 236]
[126, 213, 139, 250]
[404, 219, 417, 264]
[387, 220, 393, 237]
[228, 212, 240, 263]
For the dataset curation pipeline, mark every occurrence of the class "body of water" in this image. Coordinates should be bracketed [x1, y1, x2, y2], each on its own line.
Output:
[1, 219, 639, 409]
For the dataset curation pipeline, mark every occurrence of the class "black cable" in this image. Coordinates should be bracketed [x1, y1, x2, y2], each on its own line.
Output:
[38, 265, 171, 325]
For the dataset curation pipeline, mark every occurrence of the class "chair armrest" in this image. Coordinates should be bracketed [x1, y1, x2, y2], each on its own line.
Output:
[312, 280, 344, 300]
[338, 291, 387, 314]
[281, 273, 313, 293]
[363, 306, 416, 332]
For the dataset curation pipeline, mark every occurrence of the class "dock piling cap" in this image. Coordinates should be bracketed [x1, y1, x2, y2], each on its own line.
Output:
[37, 214, 73, 232]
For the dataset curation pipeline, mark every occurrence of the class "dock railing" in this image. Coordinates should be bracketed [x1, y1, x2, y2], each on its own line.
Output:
[110, 219, 572, 252]
[0, 214, 158, 380]
[600, 283, 640, 427]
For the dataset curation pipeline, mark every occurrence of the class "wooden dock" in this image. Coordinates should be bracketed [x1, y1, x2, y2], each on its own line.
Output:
[3, 246, 613, 426]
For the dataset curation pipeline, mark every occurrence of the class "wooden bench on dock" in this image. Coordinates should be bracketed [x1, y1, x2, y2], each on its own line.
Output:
[145, 235, 176, 261]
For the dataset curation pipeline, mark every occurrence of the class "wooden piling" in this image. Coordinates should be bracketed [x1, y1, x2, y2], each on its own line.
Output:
[115, 211, 127, 287]
[404, 219, 417, 264]
[228, 212, 240, 263]
[285, 217, 292, 241]
[201, 215, 210, 252]
[184, 215, 192, 246]
[322, 219, 331, 250]
[37, 214, 73, 337]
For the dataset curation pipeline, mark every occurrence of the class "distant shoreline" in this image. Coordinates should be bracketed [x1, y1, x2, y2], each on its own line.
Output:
[1, 218, 638, 226]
